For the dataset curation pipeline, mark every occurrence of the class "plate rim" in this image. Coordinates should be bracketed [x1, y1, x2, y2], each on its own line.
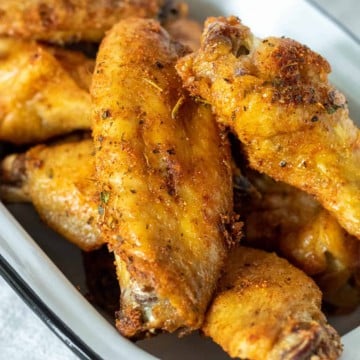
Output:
[0, 253, 102, 360]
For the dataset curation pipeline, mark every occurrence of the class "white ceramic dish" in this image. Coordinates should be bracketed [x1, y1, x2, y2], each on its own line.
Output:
[0, 0, 359, 359]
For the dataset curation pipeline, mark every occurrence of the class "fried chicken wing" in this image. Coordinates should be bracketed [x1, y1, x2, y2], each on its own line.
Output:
[91, 18, 234, 338]
[176, 16, 360, 239]
[234, 169, 360, 310]
[0, 138, 102, 251]
[0, 38, 93, 144]
[203, 246, 342, 360]
[0, 0, 164, 44]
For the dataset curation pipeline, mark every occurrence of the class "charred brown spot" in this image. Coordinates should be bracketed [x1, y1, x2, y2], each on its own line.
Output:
[38, 3, 57, 28]
[165, 166, 176, 196]
[101, 109, 111, 119]
[116, 307, 145, 338]
[30, 52, 41, 62]
[311, 115, 319, 122]
[270, 85, 321, 106]
[61, 0, 76, 11]
[219, 213, 243, 248]
[159, 154, 180, 198]
[271, 39, 329, 82]
[155, 61, 164, 69]
[28, 157, 44, 170]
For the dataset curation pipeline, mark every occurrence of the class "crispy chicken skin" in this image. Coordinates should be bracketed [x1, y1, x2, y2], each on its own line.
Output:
[165, 18, 202, 51]
[91, 18, 234, 338]
[176, 16, 360, 240]
[0, 38, 93, 144]
[46, 46, 95, 91]
[234, 169, 360, 310]
[203, 246, 342, 360]
[0, 0, 164, 44]
[0, 138, 102, 251]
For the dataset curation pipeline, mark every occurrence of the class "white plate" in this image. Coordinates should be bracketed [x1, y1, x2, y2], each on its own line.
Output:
[0, 0, 359, 359]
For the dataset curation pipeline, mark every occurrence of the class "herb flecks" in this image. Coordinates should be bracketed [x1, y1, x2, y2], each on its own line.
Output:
[171, 95, 185, 119]
[100, 191, 110, 204]
[144, 78, 163, 92]
[193, 96, 211, 106]
[47, 168, 54, 179]
[101, 109, 111, 119]
[325, 104, 341, 115]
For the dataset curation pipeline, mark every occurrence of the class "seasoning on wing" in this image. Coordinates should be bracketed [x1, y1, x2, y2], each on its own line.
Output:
[177, 16, 360, 240]
[0, 38, 93, 144]
[0, 137, 102, 251]
[92, 18, 235, 338]
[203, 246, 342, 360]
[234, 168, 360, 311]
[0, 0, 164, 44]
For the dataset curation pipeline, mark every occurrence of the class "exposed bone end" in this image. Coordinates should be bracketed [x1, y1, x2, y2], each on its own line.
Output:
[0, 153, 30, 202]
[269, 321, 342, 360]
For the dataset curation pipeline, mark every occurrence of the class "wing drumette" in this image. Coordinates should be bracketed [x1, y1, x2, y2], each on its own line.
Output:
[203, 246, 342, 360]
[0, 38, 93, 144]
[0, 137, 102, 251]
[234, 169, 360, 310]
[177, 16, 360, 239]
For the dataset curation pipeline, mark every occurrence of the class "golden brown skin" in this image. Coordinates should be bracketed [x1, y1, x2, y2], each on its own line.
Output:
[46, 45, 95, 91]
[234, 169, 360, 310]
[92, 18, 234, 338]
[0, 38, 93, 144]
[203, 246, 342, 360]
[165, 18, 202, 51]
[0, 0, 164, 44]
[177, 16, 360, 240]
[0, 138, 102, 251]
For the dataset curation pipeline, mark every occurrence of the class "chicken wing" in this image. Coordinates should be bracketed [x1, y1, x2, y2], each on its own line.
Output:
[203, 246, 342, 360]
[177, 16, 360, 240]
[0, 137, 102, 251]
[0, 38, 93, 144]
[92, 18, 235, 338]
[234, 169, 360, 310]
[0, 0, 164, 44]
